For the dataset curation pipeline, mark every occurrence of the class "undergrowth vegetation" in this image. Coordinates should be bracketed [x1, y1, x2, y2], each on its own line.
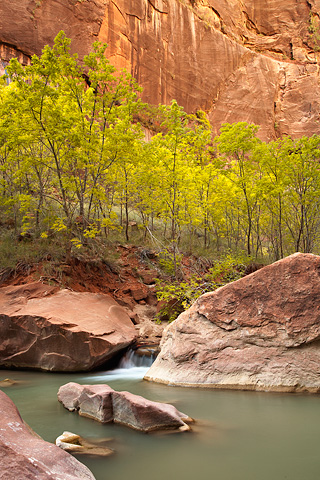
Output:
[155, 252, 250, 322]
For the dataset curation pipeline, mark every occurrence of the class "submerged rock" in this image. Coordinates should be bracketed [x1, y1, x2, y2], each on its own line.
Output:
[0, 378, 17, 387]
[0, 282, 137, 371]
[58, 382, 192, 432]
[145, 253, 320, 393]
[0, 390, 96, 479]
[56, 431, 113, 456]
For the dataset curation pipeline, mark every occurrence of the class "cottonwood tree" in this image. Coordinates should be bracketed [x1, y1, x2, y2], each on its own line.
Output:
[215, 122, 261, 256]
[1, 31, 143, 249]
[283, 136, 320, 253]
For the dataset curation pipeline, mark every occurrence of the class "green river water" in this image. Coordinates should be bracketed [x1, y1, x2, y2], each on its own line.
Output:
[1, 362, 320, 480]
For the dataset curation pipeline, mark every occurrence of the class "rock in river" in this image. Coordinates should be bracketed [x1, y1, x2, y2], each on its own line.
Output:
[0, 390, 95, 479]
[58, 382, 192, 432]
[56, 431, 113, 456]
[0, 282, 137, 371]
[145, 253, 320, 393]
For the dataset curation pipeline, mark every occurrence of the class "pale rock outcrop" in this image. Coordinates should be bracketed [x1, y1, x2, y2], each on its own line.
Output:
[0, 390, 96, 480]
[0, 282, 137, 371]
[145, 253, 320, 393]
[1, 0, 320, 140]
[56, 431, 113, 456]
[58, 382, 192, 432]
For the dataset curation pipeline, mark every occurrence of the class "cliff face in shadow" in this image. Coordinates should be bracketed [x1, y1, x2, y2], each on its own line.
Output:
[1, 0, 320, 139]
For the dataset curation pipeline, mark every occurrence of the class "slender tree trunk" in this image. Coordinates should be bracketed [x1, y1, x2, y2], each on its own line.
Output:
[296, 201, 304, 252]
[125, 195, 129, 242]
[278, 194, 284, 258]
[124, 171, 130, 242]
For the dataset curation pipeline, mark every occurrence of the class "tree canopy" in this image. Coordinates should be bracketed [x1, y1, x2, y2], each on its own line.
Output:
[2, 31, 320, 265]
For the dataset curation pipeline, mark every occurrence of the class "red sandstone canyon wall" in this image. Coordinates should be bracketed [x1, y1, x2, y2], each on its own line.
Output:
[1, 0, 320, 139]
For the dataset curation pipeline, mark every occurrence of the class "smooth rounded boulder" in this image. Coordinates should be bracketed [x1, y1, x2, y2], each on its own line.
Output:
[0, 390, 96, 479]
[0, 282, 137, 371]
[145, 253, 320, 393]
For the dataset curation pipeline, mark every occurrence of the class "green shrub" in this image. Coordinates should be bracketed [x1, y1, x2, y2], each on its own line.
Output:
[156, 253, 253, 322]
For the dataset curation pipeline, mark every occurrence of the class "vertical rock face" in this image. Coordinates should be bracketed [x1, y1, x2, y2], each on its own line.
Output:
[1, 0, 320, 139]
[144, 253, 320, 393]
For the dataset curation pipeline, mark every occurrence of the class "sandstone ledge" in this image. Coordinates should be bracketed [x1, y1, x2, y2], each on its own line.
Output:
[0, 282, 137, 371]
[144, 374, 320, 394]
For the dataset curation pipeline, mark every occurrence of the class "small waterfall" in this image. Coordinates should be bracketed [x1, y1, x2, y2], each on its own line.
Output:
[119, 348, 155, 369]
[87, 347, 157, 382]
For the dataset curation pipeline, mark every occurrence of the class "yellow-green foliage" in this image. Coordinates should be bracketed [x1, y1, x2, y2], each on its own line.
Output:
[1, 32, 320, 267]
[156, 253, 250, 322]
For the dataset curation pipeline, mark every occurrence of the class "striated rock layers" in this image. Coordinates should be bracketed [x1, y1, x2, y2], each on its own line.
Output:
[145, 253, 320, 393]
[0, 282, 136, 371]
[0, 389, 95, 480]
[1, 0, 320, 140]
[58, 382, 192, 432]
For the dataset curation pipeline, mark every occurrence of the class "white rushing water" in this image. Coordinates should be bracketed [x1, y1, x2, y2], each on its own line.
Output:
[88, 366, 149, 382]
[83, 348, 155, 382]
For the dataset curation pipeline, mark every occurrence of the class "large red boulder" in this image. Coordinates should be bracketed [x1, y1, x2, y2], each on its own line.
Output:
[58, 382, 192, 432]
[0, 282, 137, 371]
[0, 389, 95, 479]
[145, 253, 320, 393]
